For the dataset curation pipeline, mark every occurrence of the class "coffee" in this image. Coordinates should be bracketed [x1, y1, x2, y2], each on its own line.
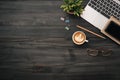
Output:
[72, 31, 86, 45]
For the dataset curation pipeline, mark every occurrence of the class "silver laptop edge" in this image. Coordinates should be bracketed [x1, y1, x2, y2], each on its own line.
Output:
[81, 0, 120, 30]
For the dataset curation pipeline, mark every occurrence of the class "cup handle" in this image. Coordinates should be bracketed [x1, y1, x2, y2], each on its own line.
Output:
[85, 40, 89, 43]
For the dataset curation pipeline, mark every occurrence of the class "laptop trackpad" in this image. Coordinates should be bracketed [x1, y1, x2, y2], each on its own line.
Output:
[81, 5, 108, 30]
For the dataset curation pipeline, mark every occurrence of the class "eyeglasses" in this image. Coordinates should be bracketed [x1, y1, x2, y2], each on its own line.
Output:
[87, 48, 113, 56]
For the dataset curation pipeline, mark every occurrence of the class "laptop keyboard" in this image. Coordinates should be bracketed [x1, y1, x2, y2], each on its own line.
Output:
[88, 0, 120, 20]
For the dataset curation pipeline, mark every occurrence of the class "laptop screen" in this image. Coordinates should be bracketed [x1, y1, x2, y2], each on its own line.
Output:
[105, 21, 120, 41]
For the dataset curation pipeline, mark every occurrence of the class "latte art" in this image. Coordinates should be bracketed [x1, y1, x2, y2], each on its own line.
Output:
[72, 31, 86, 45]
[74, 34, 84, 42]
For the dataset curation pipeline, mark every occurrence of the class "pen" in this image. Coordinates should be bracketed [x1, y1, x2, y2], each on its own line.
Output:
[76, 25, 106, 39]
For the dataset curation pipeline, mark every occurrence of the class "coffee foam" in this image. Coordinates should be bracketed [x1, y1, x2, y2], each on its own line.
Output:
[72, 31, 86, 45]
[74, 33, 84, 43]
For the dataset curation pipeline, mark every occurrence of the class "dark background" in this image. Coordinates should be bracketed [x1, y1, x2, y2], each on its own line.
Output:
[0, 0, 120, 80]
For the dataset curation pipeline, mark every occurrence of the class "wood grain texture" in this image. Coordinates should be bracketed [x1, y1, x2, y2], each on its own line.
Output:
[0, 0, 120, 80]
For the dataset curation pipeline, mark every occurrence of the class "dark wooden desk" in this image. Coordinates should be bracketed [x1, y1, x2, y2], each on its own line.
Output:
[0, 0, 120, 80]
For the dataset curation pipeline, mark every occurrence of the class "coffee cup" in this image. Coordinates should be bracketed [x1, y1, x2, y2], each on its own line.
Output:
[72, 31, 88, 45]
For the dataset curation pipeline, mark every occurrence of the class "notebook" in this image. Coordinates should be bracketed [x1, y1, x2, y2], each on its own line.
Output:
[101, 16, 120, 45]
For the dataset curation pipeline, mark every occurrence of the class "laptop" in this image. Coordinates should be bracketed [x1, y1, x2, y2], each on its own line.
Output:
[81, 0, 120, 44]
[81, 0, 120, 30]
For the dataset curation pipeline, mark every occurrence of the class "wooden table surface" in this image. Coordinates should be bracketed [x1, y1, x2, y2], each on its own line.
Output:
[0, 0, 120, 80]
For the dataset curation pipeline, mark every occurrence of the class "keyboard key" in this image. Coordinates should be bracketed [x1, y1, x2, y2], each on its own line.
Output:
[88, 0, 120, 20]
[101, 11, 110, 18]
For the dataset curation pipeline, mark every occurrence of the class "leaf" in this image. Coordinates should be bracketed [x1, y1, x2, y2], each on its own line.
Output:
[61, 0, 84, 16]
[64, 0, 69, 4]
[60, 5, 66, 8]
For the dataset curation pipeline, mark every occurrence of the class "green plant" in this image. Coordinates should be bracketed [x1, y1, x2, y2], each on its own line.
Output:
[60, 0, 83, 16]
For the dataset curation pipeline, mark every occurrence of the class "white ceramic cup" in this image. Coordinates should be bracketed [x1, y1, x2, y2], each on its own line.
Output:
[72, 31, 88, 45]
